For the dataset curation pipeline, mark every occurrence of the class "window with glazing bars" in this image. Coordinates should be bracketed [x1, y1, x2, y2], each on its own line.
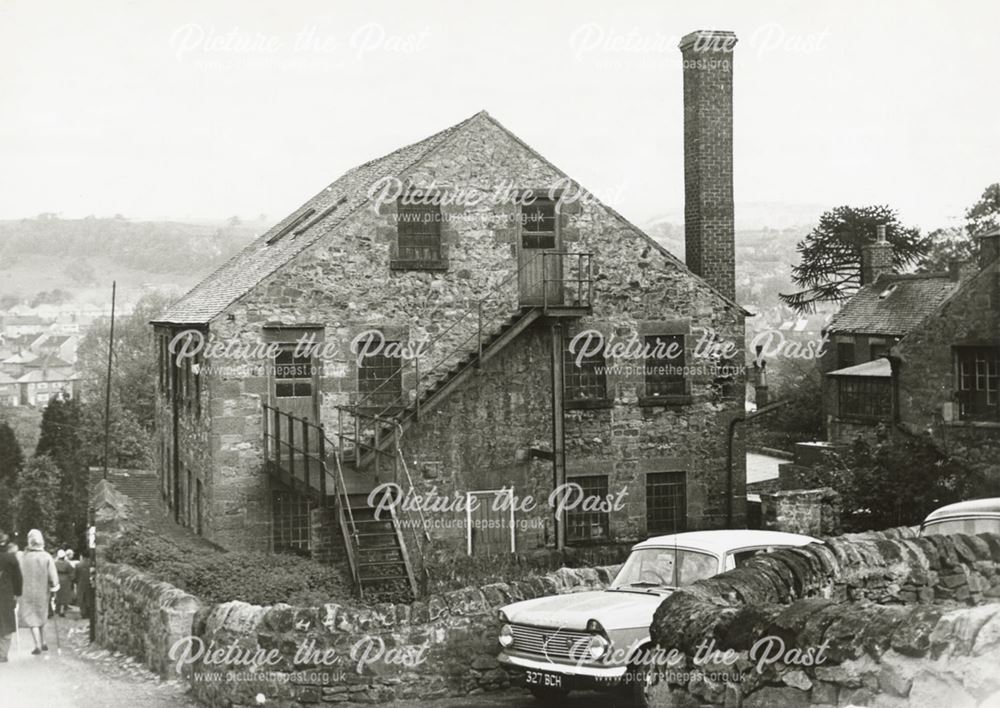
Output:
[274, 349, 313, 398]
[397, 200, 442, 261]
[646, 471, 686, 534]
[644, 334, 686, 397]
[521, 198, 556, 249]
[837, 376, 892, 420]
[957, 347, 1000, 421]
[272, 489, 312, 556]
[357, 337, 403, 407]
[564, 340, 608, 402]
[837, 341, 856, 369]
[566, 475, 610, 543]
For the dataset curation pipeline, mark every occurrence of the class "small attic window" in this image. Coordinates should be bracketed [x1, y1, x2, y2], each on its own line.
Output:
[877, 283, 898, 299]
[266, 208, 316, 245]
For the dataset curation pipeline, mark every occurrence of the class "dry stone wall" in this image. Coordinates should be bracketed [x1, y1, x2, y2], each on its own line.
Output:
[183, 565, 620, 706]
[647, 528, 1000, 707]
[92, 480, 202, 679]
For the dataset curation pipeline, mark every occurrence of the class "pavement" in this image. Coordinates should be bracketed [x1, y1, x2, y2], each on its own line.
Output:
[2, 611, 196, 708]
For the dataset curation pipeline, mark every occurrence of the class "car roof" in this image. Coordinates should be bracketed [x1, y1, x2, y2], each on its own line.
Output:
[923, 497, 1000, 522]
[632, 529, 821, 555]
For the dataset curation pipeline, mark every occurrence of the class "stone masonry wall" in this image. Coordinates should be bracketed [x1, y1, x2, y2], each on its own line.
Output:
[647, 529, 1000, 707]
[92, 480, 202, 679]
[761, 488, 842, 537]
[894, 259, 1000, 485]
[185, 565, 620, 706]
[184, 112, 747, 551]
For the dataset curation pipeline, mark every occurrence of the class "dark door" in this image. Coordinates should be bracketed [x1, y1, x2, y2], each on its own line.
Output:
[517, 198, 562, 306]
[467, 490, 515, 556]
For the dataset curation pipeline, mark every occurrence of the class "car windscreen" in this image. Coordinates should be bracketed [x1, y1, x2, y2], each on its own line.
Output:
[921, 517, 1000, 536]
[610, 547, 718, 589]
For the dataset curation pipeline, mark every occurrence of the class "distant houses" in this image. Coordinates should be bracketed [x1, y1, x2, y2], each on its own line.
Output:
[0, 317, 82, 408]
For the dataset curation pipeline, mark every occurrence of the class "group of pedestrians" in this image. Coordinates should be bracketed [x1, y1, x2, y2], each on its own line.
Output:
[0, 528, 93, 662]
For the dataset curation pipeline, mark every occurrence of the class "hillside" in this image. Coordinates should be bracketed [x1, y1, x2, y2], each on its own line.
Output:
[643, 220, 810, 312]
[0, 214, 814, 315]
[0, 216, 265, 304]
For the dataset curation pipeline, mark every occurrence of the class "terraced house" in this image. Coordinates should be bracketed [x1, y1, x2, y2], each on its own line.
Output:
[152, 31, 749, 598]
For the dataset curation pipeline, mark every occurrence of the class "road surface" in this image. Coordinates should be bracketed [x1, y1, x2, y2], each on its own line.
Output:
[3, 614, 195, 708]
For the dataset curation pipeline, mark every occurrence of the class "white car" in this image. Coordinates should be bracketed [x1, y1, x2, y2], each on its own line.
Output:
[496, 529, 820, 704]
[920, 497, 1000, 536]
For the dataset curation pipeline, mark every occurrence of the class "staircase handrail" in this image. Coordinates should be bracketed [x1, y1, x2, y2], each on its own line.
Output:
[393, 424, 431, 543]
[351, 250, 543, 414]
[353, 250, 593, 421]
[325, 439, 362, 590]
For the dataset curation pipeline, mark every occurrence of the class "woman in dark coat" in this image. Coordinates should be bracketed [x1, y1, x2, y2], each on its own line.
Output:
[54, 550, 74, 616]
[0, 530, 23, 662]
[75, 550, 93, 620]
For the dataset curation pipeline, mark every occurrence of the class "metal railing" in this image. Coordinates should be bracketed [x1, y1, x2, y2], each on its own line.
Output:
[328, 438, 362, 592]
[344, 251, 594, 426]
[262, 403, 369, 591]
[262, 404, 327, 498]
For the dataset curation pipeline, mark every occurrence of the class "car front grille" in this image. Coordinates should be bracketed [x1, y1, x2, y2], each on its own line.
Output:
[510, 624, 592, 662]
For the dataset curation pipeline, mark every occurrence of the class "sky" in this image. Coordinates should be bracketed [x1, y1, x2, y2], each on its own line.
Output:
[1, 0, 997, 232]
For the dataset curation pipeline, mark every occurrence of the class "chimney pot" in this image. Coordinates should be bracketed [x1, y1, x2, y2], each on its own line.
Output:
[876, 224, 887, 243]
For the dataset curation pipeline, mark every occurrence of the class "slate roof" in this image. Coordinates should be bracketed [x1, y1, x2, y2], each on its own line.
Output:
[154, 114, 479, 324]
[826, 272, 960, 336]
[155, 111, 745, 325]
[22, 353, 73, 369]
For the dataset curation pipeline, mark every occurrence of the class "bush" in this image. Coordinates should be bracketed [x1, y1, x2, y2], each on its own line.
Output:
[792, 426, 1000, 531]
[106, 525, 350, 606]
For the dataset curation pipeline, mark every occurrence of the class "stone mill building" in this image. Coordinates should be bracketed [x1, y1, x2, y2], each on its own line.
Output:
[152, 30, 749, 597]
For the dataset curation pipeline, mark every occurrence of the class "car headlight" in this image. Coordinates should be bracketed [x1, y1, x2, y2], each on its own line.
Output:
[586, 633, 610, 660]
[498, 624, 514, 648]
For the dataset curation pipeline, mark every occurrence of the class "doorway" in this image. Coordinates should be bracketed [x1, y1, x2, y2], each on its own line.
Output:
[517, 197, 563, 306]
[466, 489, 516, 556]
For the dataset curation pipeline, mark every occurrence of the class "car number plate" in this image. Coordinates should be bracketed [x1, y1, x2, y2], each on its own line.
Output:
[525, 670, 563, 689]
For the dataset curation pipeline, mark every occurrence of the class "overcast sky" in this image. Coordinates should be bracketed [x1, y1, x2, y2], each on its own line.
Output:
[1, 0, 997, 232]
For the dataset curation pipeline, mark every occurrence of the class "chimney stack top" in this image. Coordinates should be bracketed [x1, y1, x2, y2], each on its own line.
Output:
[678, 30, 738, 53]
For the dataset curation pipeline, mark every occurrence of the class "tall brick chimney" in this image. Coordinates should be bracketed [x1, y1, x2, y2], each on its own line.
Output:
[861, 224, 894, 285]
[679, 30, 737, 301]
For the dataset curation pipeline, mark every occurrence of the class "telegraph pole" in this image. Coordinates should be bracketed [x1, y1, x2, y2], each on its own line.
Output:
[102, 281, 116, 480]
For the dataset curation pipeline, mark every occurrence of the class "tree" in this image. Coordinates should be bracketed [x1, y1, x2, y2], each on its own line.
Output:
[917, 227, 975, 273]
[15, 455, 60, 545]
[966, 183, 1000, 235]
[76, 291, 173, 469]
[36, 398, 88, 547]
[0, 422, 24, 529]
[918, 184, 1000, 271]
[779, 206, 927, 312]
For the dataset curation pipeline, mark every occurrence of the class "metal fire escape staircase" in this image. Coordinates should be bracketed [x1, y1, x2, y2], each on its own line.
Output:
[262, 252, 594, 600]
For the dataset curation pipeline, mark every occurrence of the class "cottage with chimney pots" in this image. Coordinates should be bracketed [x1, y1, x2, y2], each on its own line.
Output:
[152, 30, 749, 598]
[807, 225, 1000, 484]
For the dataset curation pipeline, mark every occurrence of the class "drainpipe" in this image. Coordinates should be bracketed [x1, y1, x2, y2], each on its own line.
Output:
[551, 322, 566, 550]
[726, 397, 791, 527]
